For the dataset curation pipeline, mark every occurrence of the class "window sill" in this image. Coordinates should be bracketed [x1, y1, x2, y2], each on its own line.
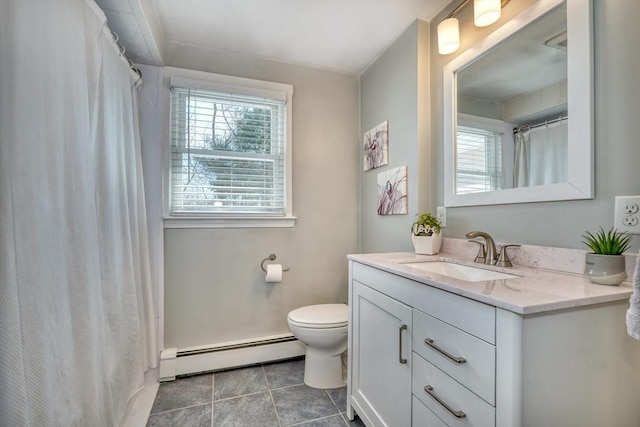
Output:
[163, 216, 297, 229]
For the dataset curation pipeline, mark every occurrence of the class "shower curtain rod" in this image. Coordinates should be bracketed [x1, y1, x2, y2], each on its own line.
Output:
[108, 28, 141, 80]
[513, 115, 568, 134]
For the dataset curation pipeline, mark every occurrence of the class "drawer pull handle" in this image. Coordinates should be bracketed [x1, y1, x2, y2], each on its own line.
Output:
[424, 339, 466, 364]
[424, 385, 467, 419]
[399, 324, 408, 364]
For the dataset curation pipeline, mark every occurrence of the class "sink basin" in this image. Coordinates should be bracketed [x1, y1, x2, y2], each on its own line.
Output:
[401, 261, 520, 282]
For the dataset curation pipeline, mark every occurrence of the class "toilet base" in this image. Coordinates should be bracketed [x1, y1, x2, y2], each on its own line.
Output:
[303, 348, 346, 389]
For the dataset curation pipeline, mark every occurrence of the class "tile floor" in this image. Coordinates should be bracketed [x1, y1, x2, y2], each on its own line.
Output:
[146, 358, 366, 427]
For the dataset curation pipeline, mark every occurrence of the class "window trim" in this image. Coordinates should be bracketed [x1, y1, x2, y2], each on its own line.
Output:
[163, 67, 295, 228]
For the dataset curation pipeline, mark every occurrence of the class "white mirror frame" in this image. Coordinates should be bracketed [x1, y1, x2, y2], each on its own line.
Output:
[443, 0, 593, 207]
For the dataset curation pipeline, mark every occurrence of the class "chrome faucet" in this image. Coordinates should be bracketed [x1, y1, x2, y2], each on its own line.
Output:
[465, 231, 497, 265]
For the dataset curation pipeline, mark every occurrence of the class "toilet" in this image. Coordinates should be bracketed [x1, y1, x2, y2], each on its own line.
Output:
[287, 303, 348, 389]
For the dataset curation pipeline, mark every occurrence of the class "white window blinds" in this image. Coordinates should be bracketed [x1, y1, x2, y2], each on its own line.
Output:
[169, 86, 287, 215]
[456, 125, 503, 194]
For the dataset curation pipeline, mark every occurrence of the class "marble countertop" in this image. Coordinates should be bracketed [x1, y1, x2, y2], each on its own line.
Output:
[348, 252, 634, 315]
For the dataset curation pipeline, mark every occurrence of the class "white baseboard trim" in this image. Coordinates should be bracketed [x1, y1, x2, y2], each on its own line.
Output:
[159, 334, 305, 381]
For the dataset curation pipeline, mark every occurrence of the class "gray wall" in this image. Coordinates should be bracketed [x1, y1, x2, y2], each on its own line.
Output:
[430, 0, 640, 251]
[360, 20, 431, 253]
[136, 64, 165, 354]
[161, 47, 360, 349]
[156, 0, 639, 349]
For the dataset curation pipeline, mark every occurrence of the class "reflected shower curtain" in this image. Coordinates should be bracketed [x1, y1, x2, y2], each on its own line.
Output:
[513, 121, 568, 187]
[0, 0, 156, 425]
[513, 129, 531, 188]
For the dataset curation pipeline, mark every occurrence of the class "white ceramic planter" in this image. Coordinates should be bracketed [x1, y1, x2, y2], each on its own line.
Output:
[584, 253, 627, 285]
[411, 233, 443, 255]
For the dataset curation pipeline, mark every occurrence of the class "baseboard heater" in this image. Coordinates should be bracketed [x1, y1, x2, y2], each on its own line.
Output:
[159, 333, 305, 382]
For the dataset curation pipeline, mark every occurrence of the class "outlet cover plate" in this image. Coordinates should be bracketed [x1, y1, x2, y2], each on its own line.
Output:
[614, 195, 640, 234]
[437, 206, 447, 228]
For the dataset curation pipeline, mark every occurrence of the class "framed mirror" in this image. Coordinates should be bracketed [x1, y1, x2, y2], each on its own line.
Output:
[443, 0, 593, 207]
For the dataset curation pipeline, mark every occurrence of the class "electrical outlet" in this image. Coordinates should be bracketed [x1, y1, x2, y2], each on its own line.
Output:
[436, 206, 447, 228]
[625, 203, 640, 215]
[614, 195, 640, 234]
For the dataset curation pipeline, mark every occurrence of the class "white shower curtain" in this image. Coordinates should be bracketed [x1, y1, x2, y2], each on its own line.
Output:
[513, 129, 531, 188]
[513, 121, 568, 188]
[0, 1, 156, 425]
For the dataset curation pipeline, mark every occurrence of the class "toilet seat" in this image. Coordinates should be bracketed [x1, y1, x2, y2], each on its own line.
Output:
[287, 304, 348, 329]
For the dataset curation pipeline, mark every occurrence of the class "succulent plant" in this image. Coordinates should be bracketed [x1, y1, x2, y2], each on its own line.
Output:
[582, 227, 631, 255]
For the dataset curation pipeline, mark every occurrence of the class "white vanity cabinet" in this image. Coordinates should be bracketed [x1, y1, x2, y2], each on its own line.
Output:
[347, 259, 640, 427]
[350, 280, 413, 426]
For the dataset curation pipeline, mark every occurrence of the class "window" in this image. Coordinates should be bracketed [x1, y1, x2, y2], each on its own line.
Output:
[456, 117, 504, 195]
[166, 71, 294, 227]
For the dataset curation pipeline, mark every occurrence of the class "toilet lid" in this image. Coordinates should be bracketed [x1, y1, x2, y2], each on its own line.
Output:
[288, 304, 348, 329]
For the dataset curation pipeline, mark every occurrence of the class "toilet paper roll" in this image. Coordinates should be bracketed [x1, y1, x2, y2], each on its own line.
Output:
[265, 264, 283, 283]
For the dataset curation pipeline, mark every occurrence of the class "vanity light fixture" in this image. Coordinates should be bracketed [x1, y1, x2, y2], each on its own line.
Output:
[437, 18, 460, 55]
[474, 0, 502, 27]
[437, 0, 510, 55]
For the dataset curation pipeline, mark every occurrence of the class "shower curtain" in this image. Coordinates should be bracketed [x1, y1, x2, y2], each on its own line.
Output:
[513, 121, 568, 187]
[0, 0, 157, 425]
[513, 129, 531, 188]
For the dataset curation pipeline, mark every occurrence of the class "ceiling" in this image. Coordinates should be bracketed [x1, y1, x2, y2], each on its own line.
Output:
[95, 0, 451, 75]
[457, 4, 567, 103]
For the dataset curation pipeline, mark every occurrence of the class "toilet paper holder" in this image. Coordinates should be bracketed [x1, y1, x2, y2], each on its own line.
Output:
[260, 254, 290, 273]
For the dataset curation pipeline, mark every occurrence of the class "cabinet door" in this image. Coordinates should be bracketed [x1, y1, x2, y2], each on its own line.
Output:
[350, 280, 412, 427]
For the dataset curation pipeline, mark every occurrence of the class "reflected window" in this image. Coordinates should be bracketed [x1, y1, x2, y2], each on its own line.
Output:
[456, 125, 503, 194]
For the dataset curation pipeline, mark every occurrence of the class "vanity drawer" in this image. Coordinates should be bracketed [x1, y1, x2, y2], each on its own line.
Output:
[413, 309, 495, 405]
[413, 353, 495, 427]
[351, 262, 496, 343]
[413, 396, 448, 427]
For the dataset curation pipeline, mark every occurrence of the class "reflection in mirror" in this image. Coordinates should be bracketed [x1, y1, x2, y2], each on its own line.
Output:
[456, 4, 567, 194]
[443, 0, 593, 207]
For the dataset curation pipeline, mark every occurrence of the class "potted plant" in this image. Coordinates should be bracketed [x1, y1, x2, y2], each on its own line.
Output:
[411, 213, 443, 255]
[582, 226, 631, 285]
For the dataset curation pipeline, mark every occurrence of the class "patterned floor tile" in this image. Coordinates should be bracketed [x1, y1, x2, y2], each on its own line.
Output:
[150, 374, 213, 414]
[146, 404, 211, 427]
[263, 358, 305, 389]
[213, 391, 279, 426]
[326, 387, 347, 413]
[147, 359, 362, 427]
[295, 414, 348, 426]
[214, 365, 268, 401]
[272, 384, 339, 426]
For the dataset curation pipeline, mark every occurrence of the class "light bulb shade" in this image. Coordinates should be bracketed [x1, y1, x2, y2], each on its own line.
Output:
[474, 0, 501, 27]
[438, 18, 460, 55]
